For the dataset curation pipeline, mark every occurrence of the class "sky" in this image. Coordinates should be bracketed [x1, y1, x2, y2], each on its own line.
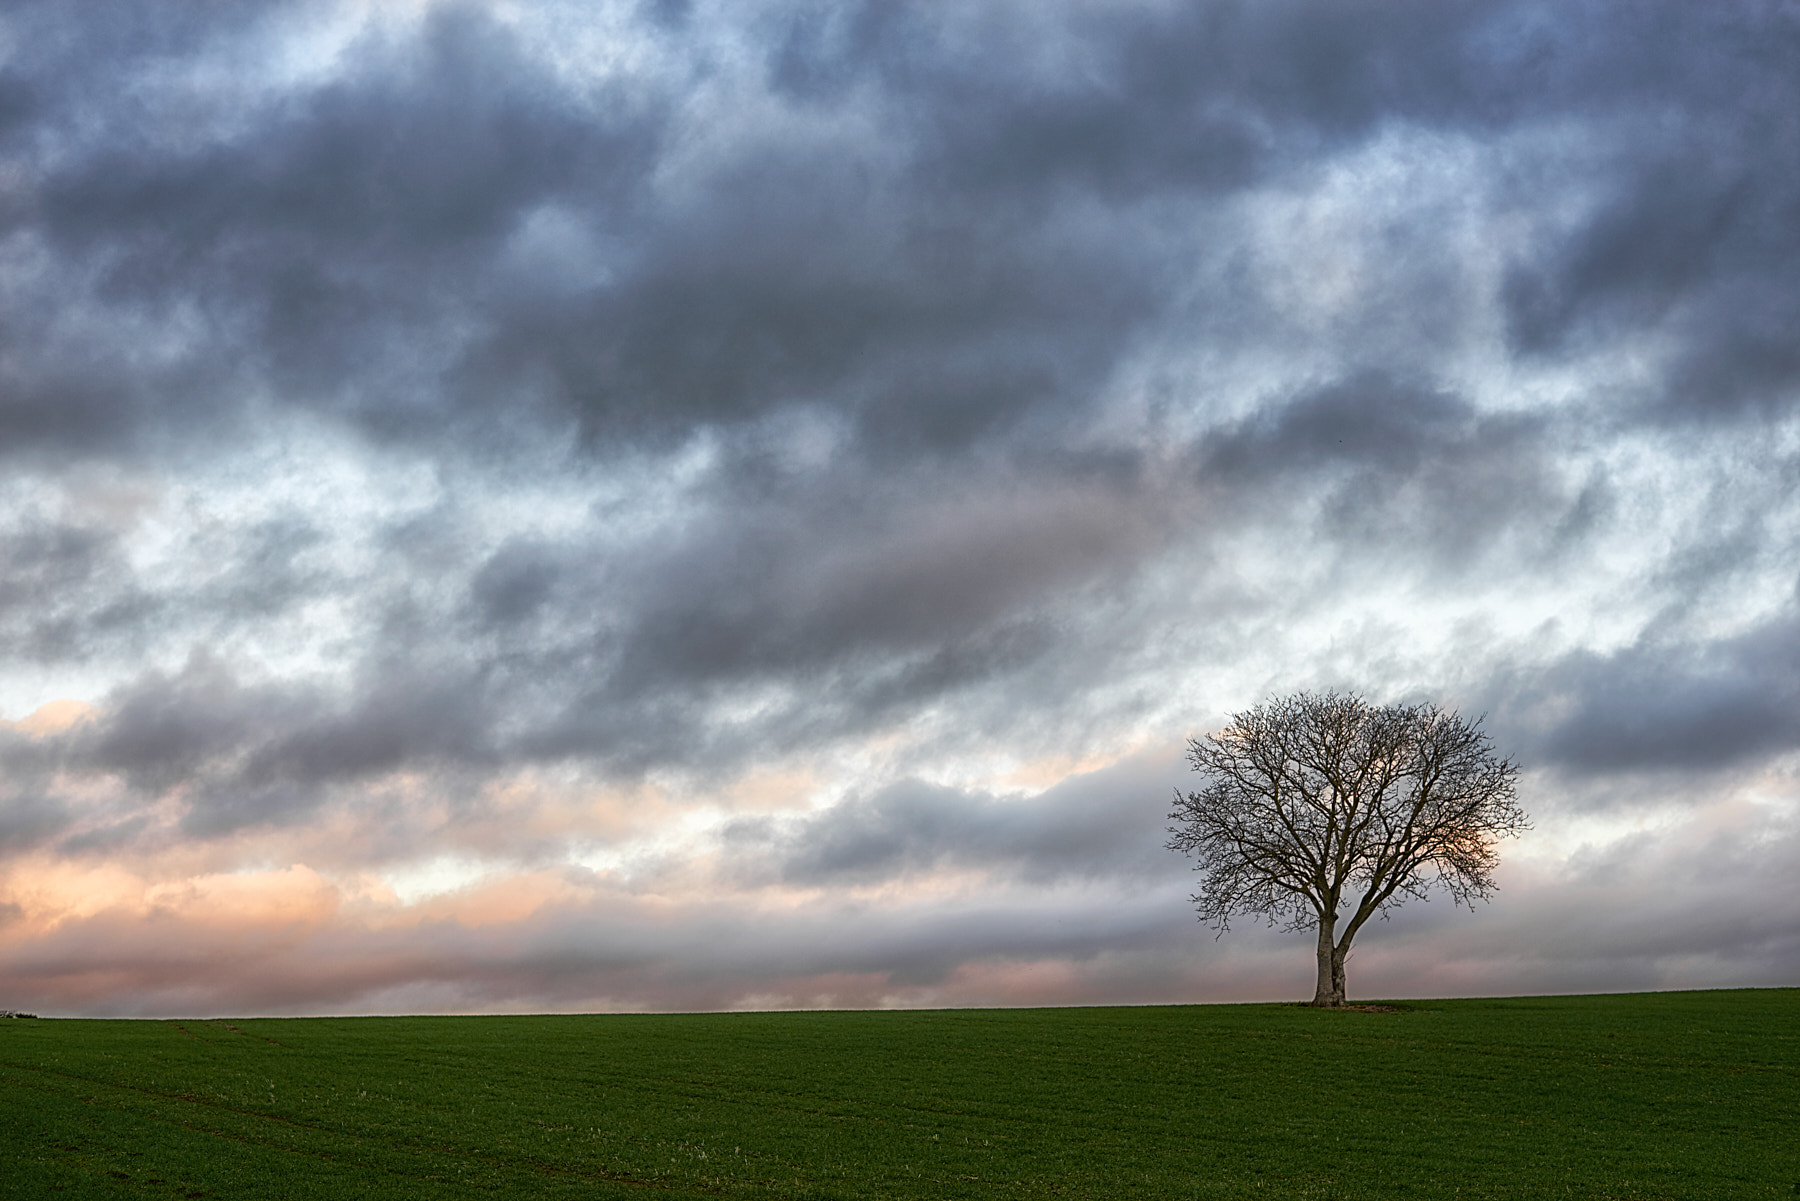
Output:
[1, 0, 1797, 1017]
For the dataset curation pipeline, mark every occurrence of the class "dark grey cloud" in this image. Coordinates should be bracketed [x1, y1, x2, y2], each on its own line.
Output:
[723, 749, 1182, 889]
[19, 650, 499, 838]
[0, 792, 69, 852]
[1506, 139, 1800, 422]
[468, 538, 564, 628]
[610, 466, 1163, 681]
[4, 2, 663, 455]
[0, 516, 153, 664]
[1196, 372, 1584, 569]
[0, 0, 1784, 466]
[1495, 608, 1800, 777]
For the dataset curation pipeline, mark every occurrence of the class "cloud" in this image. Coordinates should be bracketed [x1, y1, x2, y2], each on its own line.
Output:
[0, 794, 69, 853]
[1495, 609, 1800, 777]
[722, 748, 1183, 888]
[0, 0, 1797, 1013]
[2, 780, 1791, 1017]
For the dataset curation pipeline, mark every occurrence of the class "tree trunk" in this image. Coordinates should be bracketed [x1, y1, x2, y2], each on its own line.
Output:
[1311, 914, 1346, 1007]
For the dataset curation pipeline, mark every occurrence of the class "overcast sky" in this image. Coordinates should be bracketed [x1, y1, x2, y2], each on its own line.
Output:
[1, 0, 1797, 1017]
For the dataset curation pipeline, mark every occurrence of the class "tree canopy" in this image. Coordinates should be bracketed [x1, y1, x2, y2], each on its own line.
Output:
[1167, 691, 1528, 1006]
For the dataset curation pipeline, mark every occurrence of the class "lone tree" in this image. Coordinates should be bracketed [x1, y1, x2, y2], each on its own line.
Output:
[1167, 692, 1527, 1007]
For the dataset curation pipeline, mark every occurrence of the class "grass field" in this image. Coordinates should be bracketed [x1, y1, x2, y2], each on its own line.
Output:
[1, 988, 1794, 1200]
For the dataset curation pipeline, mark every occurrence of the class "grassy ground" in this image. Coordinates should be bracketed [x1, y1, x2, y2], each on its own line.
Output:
[0, 989, 1794, 1200]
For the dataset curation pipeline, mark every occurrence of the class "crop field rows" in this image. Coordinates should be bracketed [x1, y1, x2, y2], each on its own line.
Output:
[2, 989, 1795, 1199]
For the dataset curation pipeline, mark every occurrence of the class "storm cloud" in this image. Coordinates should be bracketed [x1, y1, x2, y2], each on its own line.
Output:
[1, 0, 1797, 1015]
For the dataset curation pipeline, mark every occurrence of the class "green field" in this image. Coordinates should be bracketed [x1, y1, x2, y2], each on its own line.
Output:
[1, 989, 1794, 1200]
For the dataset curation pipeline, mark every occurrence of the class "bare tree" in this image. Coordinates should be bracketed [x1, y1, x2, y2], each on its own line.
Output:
[1167, 692, 1527, 1007]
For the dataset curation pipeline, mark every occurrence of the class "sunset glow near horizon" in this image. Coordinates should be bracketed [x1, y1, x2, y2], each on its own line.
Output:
[1, 0, 1797, 1017]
